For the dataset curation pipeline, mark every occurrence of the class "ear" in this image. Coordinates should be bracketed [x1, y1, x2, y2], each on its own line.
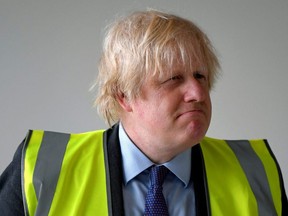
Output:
[116, 92, 133, 112]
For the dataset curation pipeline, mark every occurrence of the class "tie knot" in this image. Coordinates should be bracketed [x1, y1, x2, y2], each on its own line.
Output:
[150, 165, 169, 186]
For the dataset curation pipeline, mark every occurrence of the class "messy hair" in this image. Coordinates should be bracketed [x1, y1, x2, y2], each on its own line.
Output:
[93, 9, 220, 125]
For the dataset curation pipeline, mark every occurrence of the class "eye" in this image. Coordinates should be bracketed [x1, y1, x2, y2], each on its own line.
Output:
[161, 75, 183, 84]
[169, 75, 182, 81]
[193, 71, 207, 81]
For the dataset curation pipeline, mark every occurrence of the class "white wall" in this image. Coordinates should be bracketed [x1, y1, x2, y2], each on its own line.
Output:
[1, 0, 287, 193]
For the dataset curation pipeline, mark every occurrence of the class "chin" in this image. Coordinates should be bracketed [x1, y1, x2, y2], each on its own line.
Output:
[184, 121, 208, 143]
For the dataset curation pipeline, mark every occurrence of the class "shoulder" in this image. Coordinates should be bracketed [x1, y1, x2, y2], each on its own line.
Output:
[199, 136, 274, 169]
[200, 136, 269, 154]
[24, 129, 108, 149]
[0, 139, 25, 215]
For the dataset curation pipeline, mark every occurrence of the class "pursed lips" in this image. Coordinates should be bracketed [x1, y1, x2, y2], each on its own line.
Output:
[176, 108, 205, 119]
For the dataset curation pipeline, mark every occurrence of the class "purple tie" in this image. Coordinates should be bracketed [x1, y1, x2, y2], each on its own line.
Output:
[144, 165, 169, 216]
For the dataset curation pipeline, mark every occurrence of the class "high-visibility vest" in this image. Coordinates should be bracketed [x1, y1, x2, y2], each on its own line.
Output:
[201, 137, 281, 216]
[22, 130, 282, 215]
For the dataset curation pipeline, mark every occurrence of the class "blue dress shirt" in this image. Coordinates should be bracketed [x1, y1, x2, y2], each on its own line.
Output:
[119, 123, 196, 216]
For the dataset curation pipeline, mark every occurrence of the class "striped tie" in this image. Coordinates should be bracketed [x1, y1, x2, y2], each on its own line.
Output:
[144, 165, 169, 216]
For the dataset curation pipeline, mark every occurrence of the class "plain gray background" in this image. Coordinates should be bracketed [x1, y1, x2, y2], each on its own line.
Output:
[1, 0, 287, 193]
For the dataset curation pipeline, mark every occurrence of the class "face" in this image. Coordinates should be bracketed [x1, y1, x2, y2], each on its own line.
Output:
[121, 60, 212, 161]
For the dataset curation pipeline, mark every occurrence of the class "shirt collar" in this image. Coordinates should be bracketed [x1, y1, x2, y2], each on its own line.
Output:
[119, 123, 191, 187]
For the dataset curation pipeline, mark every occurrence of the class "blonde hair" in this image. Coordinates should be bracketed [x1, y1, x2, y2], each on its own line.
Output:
[93, 9, 220, 125]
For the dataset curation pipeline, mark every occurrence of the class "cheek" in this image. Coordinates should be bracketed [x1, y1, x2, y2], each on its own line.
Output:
[154, 98, 177, 121]
[207, 96, 212, 120]
[134, 100, 158, 121]
[142, 103, 170, 129]
[133, 89, 179, 124]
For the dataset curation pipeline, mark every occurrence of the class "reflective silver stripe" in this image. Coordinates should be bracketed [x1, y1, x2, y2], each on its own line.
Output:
[33, 131, 70, 216]
[226, 140, 277, 216]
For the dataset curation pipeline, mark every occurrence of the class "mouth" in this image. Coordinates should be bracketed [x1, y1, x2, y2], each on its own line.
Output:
[177, 109, 205, 119]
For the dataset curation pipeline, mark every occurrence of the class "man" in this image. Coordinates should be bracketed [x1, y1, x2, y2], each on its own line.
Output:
[0, 9, 287, 215]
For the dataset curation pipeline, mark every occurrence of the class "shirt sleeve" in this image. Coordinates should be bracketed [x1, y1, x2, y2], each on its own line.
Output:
[0, 140, 25, 216]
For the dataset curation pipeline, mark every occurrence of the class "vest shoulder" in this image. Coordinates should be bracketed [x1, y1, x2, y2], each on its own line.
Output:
[201, 136, 267, 144]
[24, 129, 107, 148]
[28, 129, 106, 136]
[200, 137, 272, 161]
[200, 136, 270, 154]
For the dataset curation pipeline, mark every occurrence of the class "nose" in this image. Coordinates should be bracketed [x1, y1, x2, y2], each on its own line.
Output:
[183, 78, 208, 103]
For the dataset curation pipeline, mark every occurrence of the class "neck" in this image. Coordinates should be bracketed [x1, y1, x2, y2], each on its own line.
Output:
[120, 122, 185, 164]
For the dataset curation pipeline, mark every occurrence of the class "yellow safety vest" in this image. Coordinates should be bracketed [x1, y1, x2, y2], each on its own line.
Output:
[201, 137, 281, 216]
[22, 130, 108, 216]
[22, 130, 282, 215]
